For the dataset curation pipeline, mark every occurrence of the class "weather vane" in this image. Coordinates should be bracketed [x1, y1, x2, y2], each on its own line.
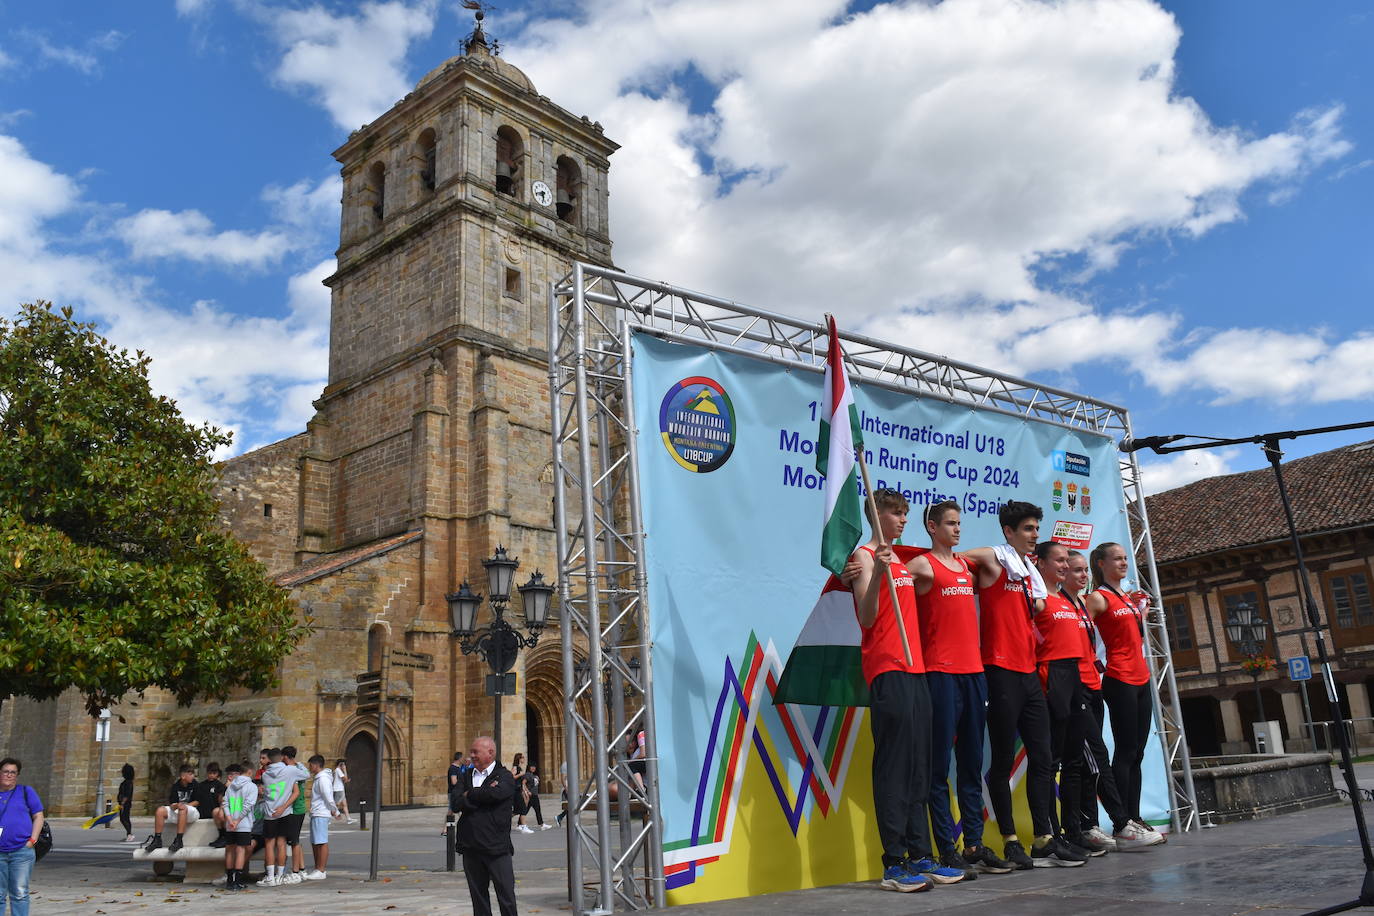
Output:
[462, 1, 501, 55]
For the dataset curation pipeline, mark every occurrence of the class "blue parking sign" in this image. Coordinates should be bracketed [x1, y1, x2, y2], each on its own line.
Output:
[1287, 656, 1312, 681]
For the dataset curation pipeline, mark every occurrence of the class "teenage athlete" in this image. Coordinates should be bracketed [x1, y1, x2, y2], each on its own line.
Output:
[961, 501, 1084, 868]
[1062, 550, 1144, 852]
[903, 501, 1011, 876]
[847, 489, 964, 892]
[1031, 541, 1101, 857]
[1085, 542, 1165, 848]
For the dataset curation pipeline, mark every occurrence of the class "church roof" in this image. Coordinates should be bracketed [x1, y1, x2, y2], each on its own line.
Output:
[276, 529, 423, 588]
[417, 23, 535, 94]
[1144, 439, 1374, 565]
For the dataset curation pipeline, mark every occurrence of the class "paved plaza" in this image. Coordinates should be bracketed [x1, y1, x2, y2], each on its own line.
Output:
[29, 778, 1374, 915]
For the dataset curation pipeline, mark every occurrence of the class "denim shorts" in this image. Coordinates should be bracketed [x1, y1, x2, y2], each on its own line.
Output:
[310, 816, 331, 845]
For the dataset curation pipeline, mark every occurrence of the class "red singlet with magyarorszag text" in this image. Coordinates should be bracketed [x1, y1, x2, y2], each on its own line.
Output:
[854, 546, 925, 683]
[1095, 587, 1150, 685]
[977, 564, 1037, 673]
[1065, 591, 1102, 690]
[1035, 592, 1085, 663]
[915, 555, 983, 674]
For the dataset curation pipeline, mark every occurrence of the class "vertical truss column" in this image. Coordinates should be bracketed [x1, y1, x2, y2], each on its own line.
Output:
[550, 266, 663, 915]
[1121, 442, 1199, 833]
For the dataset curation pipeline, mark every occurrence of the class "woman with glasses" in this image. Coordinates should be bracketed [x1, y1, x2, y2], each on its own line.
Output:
[0, 758, 43, 916]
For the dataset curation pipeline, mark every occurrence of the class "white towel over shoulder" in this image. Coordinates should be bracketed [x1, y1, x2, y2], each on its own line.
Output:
[992, 544, 1048, 599]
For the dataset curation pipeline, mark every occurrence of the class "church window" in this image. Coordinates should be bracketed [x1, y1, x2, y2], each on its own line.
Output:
[504, 267, 522, 299]
[417, 128, 437, 193]
[368, 161, 387, 222]
[495, 126, 523, 197]
[263, 503, 273, 518]
[367, 624, 386, 670]
[555, 155, 582, 224]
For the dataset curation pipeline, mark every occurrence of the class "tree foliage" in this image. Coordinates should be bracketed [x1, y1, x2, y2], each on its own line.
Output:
[0, 302, 309, 713]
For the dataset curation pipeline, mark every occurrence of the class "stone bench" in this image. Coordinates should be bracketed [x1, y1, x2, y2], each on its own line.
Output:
[131, 819, 251, 882]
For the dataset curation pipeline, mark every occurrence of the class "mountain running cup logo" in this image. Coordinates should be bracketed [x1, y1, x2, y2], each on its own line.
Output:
[658, 376, 737, 473]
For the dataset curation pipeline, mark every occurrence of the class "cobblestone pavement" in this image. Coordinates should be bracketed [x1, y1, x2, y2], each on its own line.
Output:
[30, 791, 1374, 915]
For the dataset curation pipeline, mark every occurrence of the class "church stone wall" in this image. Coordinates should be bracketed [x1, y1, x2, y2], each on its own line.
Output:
[216, 432, 309, 575]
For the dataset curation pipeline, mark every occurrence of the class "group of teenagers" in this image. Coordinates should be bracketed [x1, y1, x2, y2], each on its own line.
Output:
[139, 747, 353, 891]
[843, 490, 1165, 893]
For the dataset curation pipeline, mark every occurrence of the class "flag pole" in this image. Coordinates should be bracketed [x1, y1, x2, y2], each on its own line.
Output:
[843, 375, 914, 669]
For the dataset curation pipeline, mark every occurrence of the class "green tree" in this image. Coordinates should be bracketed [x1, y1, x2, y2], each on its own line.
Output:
[0, 302, 309, 714]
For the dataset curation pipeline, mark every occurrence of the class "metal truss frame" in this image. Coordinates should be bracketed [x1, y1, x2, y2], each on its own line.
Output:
[549, 263, 1197, 914]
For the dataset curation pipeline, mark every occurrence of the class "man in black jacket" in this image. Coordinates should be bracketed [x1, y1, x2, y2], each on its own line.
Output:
[454, 736, 518, 916]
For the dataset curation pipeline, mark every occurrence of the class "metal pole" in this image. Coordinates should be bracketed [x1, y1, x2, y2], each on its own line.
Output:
[494, 690, 503, 766]
[620, 320, 665, 906]
[571, 261, 616, 914]
[368, 654, 387, 881]
[94, 713, 109, 818]
[1122, 445, 1198, 833]
[549, 278, 585, 913]
[1263, 442, 1374, 860]
[1300, 679, 1316, 750]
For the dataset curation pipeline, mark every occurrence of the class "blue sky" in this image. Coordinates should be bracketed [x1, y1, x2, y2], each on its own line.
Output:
[1, 0, 1370, 493]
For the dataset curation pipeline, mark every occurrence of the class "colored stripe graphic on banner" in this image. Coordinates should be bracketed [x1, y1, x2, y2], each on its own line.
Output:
[664, 634, 864, 890]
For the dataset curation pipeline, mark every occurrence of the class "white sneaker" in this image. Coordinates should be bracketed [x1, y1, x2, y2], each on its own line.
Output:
[284, 871, 303, 884]
[518, 825, 535, 834]
[346, 817, 356, 825]
[539, 823, 553, 830]
[1085, 826, 1117, 851]
[304, 870, 327, 881]
[257, 875, 280, 887]
[211, 875, 227, 886]
[1130, 820, 1166, 846]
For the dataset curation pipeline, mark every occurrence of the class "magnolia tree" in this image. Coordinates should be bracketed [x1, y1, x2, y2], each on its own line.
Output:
[0, 302, 308, 714]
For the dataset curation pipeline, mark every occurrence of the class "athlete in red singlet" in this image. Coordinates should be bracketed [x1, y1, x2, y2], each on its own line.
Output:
[961, 501, 1081, 868]
[1063, 551, 1136, 852]
[848, 489, 961, 891]
[1032, 541, 1099, 859]
[1085, 542, 1164, 849]
[909, 501, 1008, 875]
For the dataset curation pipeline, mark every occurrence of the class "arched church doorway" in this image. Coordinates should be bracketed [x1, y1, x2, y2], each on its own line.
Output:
[345, 731, 376, 812]
[526, 701, 542, 768]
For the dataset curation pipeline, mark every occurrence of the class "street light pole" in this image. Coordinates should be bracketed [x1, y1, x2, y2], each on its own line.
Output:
[447, 547, 554, 763]
[1226, 602, 1270, 725]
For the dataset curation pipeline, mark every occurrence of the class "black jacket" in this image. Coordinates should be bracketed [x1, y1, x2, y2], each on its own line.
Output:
[454, 763, 515, 856]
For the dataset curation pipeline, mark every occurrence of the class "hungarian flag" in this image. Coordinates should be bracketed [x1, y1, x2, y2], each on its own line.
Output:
[816, 315, 864, 576]
[775, 548, 928, 708]
[774, 575, 869, 707]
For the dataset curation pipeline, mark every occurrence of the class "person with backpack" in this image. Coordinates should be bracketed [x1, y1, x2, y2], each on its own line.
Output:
[0, 757, 44, 916]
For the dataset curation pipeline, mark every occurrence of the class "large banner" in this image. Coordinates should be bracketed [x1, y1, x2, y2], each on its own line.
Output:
[632, 332, 1167, 906]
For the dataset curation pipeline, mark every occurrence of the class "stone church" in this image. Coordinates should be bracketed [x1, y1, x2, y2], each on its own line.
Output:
[0, 23, 617, 814]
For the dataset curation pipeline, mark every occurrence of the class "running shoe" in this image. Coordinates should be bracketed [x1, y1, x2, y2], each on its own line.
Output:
[906, 857, 964, 885]
[283, 871, 303, 884]
[880, 863, 932, 892]
[518, 824, 535, 834]
[208, 834, 229, 849]
[962, 844, 1014, 874]
[304, 870, 327, 881]
[1001, 840, 1035, 871]
[1131, 819, 1167, 844]
[938, 850, 977, 881]
[1066, 832, 1109, 857]
[1085, 826, 1117, 851]
[167, 835, 184, 854]
[141, 834, 162, 853]
[1112, 821, 1162, 851]
[257, 875, 280, 887]
[540, 823, 554, 830]
[1031, 836, 1087, 867]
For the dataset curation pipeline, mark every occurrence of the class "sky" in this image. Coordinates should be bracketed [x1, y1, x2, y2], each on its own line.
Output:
[1, 0, 1370, 495]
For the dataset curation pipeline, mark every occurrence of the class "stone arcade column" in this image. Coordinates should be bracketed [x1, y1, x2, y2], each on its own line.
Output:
[1280, 689, 1311, 752]
[1219, 697, 1249, 754]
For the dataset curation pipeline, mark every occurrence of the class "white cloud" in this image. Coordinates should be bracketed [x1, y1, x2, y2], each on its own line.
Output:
[1138, 447, 1240, 495]
[257, 0, 436, 130]
[263, 175, 341, 233]
[0, 48, 14, 70]
[0, 134, 329, 454]
[498, 0, 1364, 404]
[176, 0, 214, 16]
[20, 29, 126, 75]
[116, 208, 292, 269]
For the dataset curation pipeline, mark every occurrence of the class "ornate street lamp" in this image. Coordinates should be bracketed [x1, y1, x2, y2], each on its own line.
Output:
[446, 546, 554, 761]
[1226, 601, 1271, 725]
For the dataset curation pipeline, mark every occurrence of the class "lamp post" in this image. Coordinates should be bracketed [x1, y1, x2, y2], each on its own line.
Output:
[447, 546, 554, 762]
[1225, 601, 1270, 725]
